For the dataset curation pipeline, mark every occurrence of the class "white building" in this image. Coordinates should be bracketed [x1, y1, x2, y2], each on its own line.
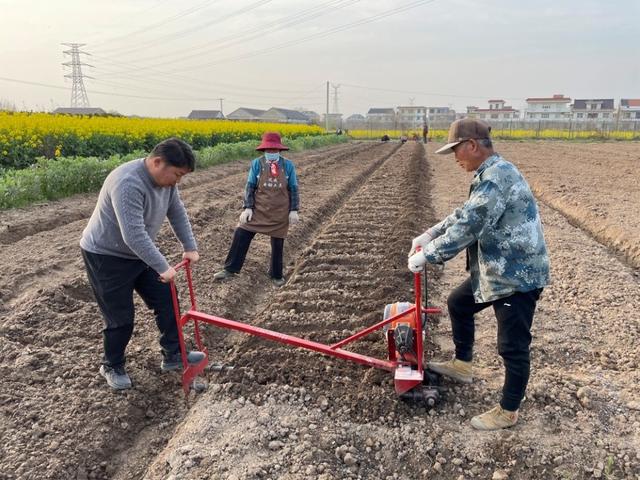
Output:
[571, 99, 615, 121]
[344, 114, 366, 130]
[524, 95, 571, 120]
[261, 107, 310, 124]
[52, 107, 107, 115]
[300, 110, 321, 125]
[366, 108, 396, 128]
[227, 108, 266, 121]
[426, 107, 456, 125]
[396, 106, 426, 129]
[187, 110, 224, 120]
[467, 100, 519, 121]
[618, 99, 640, 121]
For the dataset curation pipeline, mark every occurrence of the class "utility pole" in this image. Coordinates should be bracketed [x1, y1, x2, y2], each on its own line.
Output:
[218, 98, 224, 115]
[62, 43, 93, 108]
[325, 81, 329, 132]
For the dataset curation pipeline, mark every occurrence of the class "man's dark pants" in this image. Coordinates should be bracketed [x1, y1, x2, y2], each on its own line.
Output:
[447, 277, 542, 411]
[224, 227, 285, 279]
[81, 249, 179, 368]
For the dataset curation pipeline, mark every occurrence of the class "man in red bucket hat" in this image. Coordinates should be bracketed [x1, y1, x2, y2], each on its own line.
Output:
[214, 132, 299, 287]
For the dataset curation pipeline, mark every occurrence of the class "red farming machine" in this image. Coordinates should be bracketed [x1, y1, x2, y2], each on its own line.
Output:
[170, 259, 444, 407]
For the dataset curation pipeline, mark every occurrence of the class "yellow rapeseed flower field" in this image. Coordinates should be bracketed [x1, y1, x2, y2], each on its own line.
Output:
[0, 112, 323, 168]
[349, 128, 638, 141]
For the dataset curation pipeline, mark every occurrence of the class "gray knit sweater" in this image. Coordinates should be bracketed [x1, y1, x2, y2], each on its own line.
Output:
[80, 158, 197, 274]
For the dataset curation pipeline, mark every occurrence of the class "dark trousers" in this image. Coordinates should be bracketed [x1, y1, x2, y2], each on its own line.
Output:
[447, 277, 542, 411]
[224, 227, 285, 279]
[81, 249, 179, 368]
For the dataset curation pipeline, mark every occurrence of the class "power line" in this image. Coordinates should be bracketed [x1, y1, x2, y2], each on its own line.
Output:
[90, 77, 324, 102]
[165, 0, 436, 72]
[0, 76, 325, 110]
[0, 74, 534, 116]
[0, 76, 273, 102]
[90, 54, 319, 95]
[91, 0, 221, 50]
[85, 1, 432, 101]
[97, 0, 358, 70]
[94, 0, 272, 57]
[340, 82, 525, 102]
[89, 55, 322, 98]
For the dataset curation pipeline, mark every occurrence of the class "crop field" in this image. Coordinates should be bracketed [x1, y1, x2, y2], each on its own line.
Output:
[0, 112, 323, 168]
[349, 128, 640, 141]
[0, 140, 639, 479]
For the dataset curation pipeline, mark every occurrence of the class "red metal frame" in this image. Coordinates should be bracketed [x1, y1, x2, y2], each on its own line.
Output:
[170, 260, 441, 396]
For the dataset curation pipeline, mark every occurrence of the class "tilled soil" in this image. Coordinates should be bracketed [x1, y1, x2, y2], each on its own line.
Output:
[1, 141, 639, 480]
[499, 141, 640, 268]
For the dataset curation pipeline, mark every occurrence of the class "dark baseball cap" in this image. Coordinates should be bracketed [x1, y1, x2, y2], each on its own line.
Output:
[435, 118, 492, 154]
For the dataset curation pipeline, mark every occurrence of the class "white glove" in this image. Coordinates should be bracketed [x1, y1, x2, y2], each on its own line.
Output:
[289, 211, 299, 225]
[408, 251, 428, 273]
[409, 231, 433, 257]
[239, 208, 253, 224]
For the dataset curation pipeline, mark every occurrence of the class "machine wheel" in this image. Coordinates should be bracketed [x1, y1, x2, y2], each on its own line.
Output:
[421, 386, 440, 408]
[190, 379, 208, 393]
[399, 385, 441, 409]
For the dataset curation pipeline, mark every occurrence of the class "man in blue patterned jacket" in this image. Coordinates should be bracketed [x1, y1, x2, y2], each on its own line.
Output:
[408, 118, 550, 430]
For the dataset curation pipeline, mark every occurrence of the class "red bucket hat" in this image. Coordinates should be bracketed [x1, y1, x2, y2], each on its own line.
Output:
[256, 132, 289, 151]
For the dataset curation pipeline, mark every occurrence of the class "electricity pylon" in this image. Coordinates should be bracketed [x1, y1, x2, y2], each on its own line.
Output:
[62, 43, 93, 108]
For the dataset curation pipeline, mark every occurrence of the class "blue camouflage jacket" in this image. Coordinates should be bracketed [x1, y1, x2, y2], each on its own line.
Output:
[423, 153, 550, 303]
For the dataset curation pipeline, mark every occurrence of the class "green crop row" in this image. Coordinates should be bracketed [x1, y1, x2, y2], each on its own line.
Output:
[0, 134, 348, 210]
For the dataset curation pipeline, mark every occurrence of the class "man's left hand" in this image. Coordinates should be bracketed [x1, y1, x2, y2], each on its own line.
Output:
[183, 251, 200, 263]
[289, 211, 299, 225]
[408, 251, 428, 273]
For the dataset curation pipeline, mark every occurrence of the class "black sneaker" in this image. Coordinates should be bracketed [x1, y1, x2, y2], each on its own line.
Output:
[161, 350, 206, 372]
[271, 277, 286, 287]
[99, 364, 132, 390]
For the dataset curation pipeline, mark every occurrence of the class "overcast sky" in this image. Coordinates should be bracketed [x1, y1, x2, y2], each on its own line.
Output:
[1, 0, 638, 117]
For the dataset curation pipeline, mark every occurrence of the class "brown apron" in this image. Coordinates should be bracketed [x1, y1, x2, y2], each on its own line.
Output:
[242, 156, 290, 238]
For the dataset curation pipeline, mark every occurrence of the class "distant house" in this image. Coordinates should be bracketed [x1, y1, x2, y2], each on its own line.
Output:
[571, 99, 615, 121]
[52, 107, 107, 115]
[396, 106, 427, 129]
[618, 99, 640, 121]
[467, 100, 519, 121]
[226, 107, 266, 121]
[300, 110, 321, 124]
[426, 106, 456, 125]
[366, 108, 396, 127]
[260, 107, 310, 124]
[524, 94, 571, 120]
[344, 113, 366, 129]
[187, 110, 224, 120]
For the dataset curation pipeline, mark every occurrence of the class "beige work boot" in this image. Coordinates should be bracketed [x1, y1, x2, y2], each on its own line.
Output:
[470, 405, 518, 431]
[213, 269, 236, 281]
[426, 357, 473, 383]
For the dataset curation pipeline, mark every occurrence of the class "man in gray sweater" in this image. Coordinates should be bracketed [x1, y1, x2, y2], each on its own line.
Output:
[80, 138, 204, 390]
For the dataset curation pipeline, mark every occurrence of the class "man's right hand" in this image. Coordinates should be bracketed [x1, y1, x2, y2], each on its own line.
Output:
[409, 230, 433, 257]
[159, 267, 177, 283]
[239, 208, 253, 224]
